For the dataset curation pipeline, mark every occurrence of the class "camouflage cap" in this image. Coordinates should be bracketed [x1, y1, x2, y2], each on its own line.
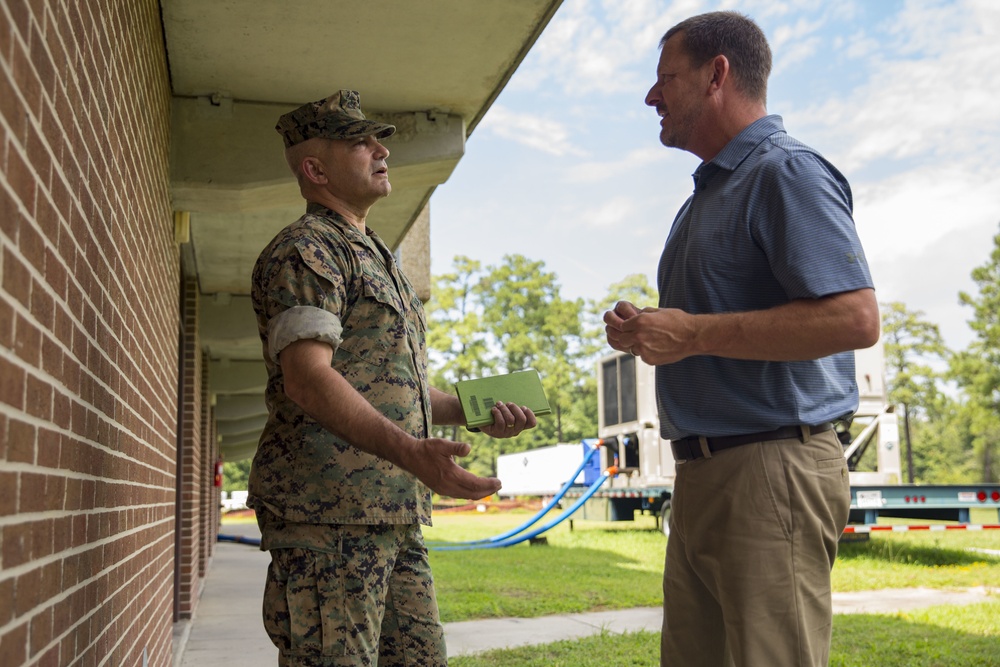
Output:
[275, 90, 396, 148]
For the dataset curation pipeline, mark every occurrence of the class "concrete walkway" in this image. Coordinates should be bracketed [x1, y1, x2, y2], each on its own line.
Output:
[173, 523, 996, 666]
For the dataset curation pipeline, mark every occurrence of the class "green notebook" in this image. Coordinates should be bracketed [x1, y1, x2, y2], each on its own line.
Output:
[455, 369, 551, 431]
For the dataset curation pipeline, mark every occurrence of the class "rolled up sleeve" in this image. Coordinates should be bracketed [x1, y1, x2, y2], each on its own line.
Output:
[267, 305, 343, 364]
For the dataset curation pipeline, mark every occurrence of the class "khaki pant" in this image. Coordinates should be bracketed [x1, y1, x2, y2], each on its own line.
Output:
[261, 522, 446, 667]
[661, 430, 850, 667]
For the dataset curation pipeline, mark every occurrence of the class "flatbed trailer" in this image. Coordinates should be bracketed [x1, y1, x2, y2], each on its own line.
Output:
[849, 484, 1000, 524]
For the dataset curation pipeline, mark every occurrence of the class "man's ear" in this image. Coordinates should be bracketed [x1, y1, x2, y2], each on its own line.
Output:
[707, 54, 730, 93]
[301, 156, 328, 185]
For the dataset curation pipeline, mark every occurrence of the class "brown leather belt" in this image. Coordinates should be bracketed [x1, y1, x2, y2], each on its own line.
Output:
[670, 423, 834, 462]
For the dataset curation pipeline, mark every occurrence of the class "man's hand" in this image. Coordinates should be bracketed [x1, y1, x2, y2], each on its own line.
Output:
[402, 438, 502, 500]
[604, 300, 640, 353]
[604, 289, 880, 364]
[478, 402, 537, 439]
[604, 300, 698, 365]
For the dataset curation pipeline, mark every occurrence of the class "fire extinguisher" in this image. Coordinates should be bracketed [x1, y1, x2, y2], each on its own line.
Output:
[214, 460, 224, 487]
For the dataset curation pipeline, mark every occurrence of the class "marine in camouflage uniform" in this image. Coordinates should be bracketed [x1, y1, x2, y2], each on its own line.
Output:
[248, 91, 535, 667]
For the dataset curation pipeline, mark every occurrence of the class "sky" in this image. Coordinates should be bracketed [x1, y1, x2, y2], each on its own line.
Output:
[427, 0, 1000, 355]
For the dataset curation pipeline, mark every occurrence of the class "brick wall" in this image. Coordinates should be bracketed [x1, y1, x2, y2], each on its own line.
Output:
[1, 1, 184, 665]
[175, 276, 202, 620]
[198, 354, 218, 581]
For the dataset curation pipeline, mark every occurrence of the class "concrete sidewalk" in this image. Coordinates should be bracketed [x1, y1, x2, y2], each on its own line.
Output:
[173, 523, 996, 666]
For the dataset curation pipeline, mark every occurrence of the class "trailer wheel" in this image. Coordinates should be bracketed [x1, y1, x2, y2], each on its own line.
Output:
[660, 499, 671, 537]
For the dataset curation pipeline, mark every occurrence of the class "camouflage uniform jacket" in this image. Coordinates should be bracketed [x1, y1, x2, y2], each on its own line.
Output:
[247, 202, 433, 528]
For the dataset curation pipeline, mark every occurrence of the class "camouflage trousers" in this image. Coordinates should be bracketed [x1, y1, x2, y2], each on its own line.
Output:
[261, 522, 447, 666]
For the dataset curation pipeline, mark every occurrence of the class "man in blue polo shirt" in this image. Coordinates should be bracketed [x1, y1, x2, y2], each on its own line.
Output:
[604, 11, 879, 667]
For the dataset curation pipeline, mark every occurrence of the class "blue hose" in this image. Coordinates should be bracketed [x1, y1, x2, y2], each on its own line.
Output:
[218, 533, 261, 546]
[428, 469, 611, 551]
[427, 438, 604, 547]
[218, 440, 608, 552]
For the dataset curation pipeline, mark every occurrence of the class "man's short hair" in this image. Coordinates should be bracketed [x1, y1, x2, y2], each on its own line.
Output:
[662, 11, 772, 104]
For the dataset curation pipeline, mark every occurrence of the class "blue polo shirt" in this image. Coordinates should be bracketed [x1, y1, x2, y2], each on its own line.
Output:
[655, 115, 874, 440]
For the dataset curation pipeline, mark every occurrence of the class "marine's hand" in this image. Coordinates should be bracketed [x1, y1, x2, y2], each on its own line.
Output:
[479, 402, 537, 439]
[405, 438, 502, 500]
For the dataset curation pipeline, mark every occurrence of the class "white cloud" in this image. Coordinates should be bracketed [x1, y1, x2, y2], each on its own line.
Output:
[792, 0, 1000, 173]
[478, 105, 587, 157]
[771, 16, 824, 52]
[854, 161, 1000, 262]
[577, 196, 640, 228]
[564, 146, 668, 183]
[510, 0, 700, 95]
[853, 156, 1000, 350]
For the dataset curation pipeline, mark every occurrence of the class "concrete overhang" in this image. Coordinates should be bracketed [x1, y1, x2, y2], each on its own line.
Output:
[161, 0, 564, 459]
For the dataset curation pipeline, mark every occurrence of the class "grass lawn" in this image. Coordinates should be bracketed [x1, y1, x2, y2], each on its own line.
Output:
[448, 602, 1000, 666]
[429, 507, 999, 665]
[426, 508, 1000, 623]
[224, 505, 999, 663]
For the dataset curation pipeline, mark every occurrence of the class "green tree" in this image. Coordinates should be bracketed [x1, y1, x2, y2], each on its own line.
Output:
[426, 256, 494, 442]
[583, 273, 659, 362]
[426, 254, 606, 477]
[477, 255, 590, 456]
[590, 273, 658, 314]
[880, 301, 949, 482]
[223, 459, 252, 493]
[950, 224, 1000, 482]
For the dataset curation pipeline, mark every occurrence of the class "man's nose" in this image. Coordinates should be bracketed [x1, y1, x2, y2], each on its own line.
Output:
[645, 85, 660, 107]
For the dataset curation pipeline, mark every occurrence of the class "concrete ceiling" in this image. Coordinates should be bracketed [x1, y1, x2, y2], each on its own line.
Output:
[161, 0, 563, 460]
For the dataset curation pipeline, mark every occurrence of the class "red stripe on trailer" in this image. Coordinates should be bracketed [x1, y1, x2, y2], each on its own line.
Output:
[843, 524, 1000, 534]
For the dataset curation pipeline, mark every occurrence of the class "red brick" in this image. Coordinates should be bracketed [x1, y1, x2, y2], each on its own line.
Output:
[5, 0, 31, 37]
[7, 418, 35, 464]
[0, 0, 14, 60]
[19, 472, 47, 513]
[29, 604, 53, 658]
[0, 621, 27, 667]
[0, 161, 25, 241]
[36, 426, 60, 467]
[2, 247, 31, 309]
[30, 278, 55, 327]
[53, 515, 72, 553]
[13, 312, 41, 365]
[5, 142, 38, 216]
[32, 517, 54, 559]
[25, 373, 52, 419]
[70, 514, 86, 548]
[3, 522, 32, 569]
[0, 355, 25, 410]
[0, 297, 13, 349]
[41, 332, 62, 379]
[21, 216, 45, 271]
[44, 246, 67, 298]
[63, 475, 80, 511]
[47, 168, 70, 220]
[0, 577, 12, 626]
[52, 390, 70, 429]
[28, 20, 56, 102]
[45, 474, 66, 512]
[39, 560, 61, 606]
[0, 67, 28, 146]
[39, 103, 64, 167]
[0, 471, 16, 516]
[13, 35, 44, 113]
[25, 119, 52, 193]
